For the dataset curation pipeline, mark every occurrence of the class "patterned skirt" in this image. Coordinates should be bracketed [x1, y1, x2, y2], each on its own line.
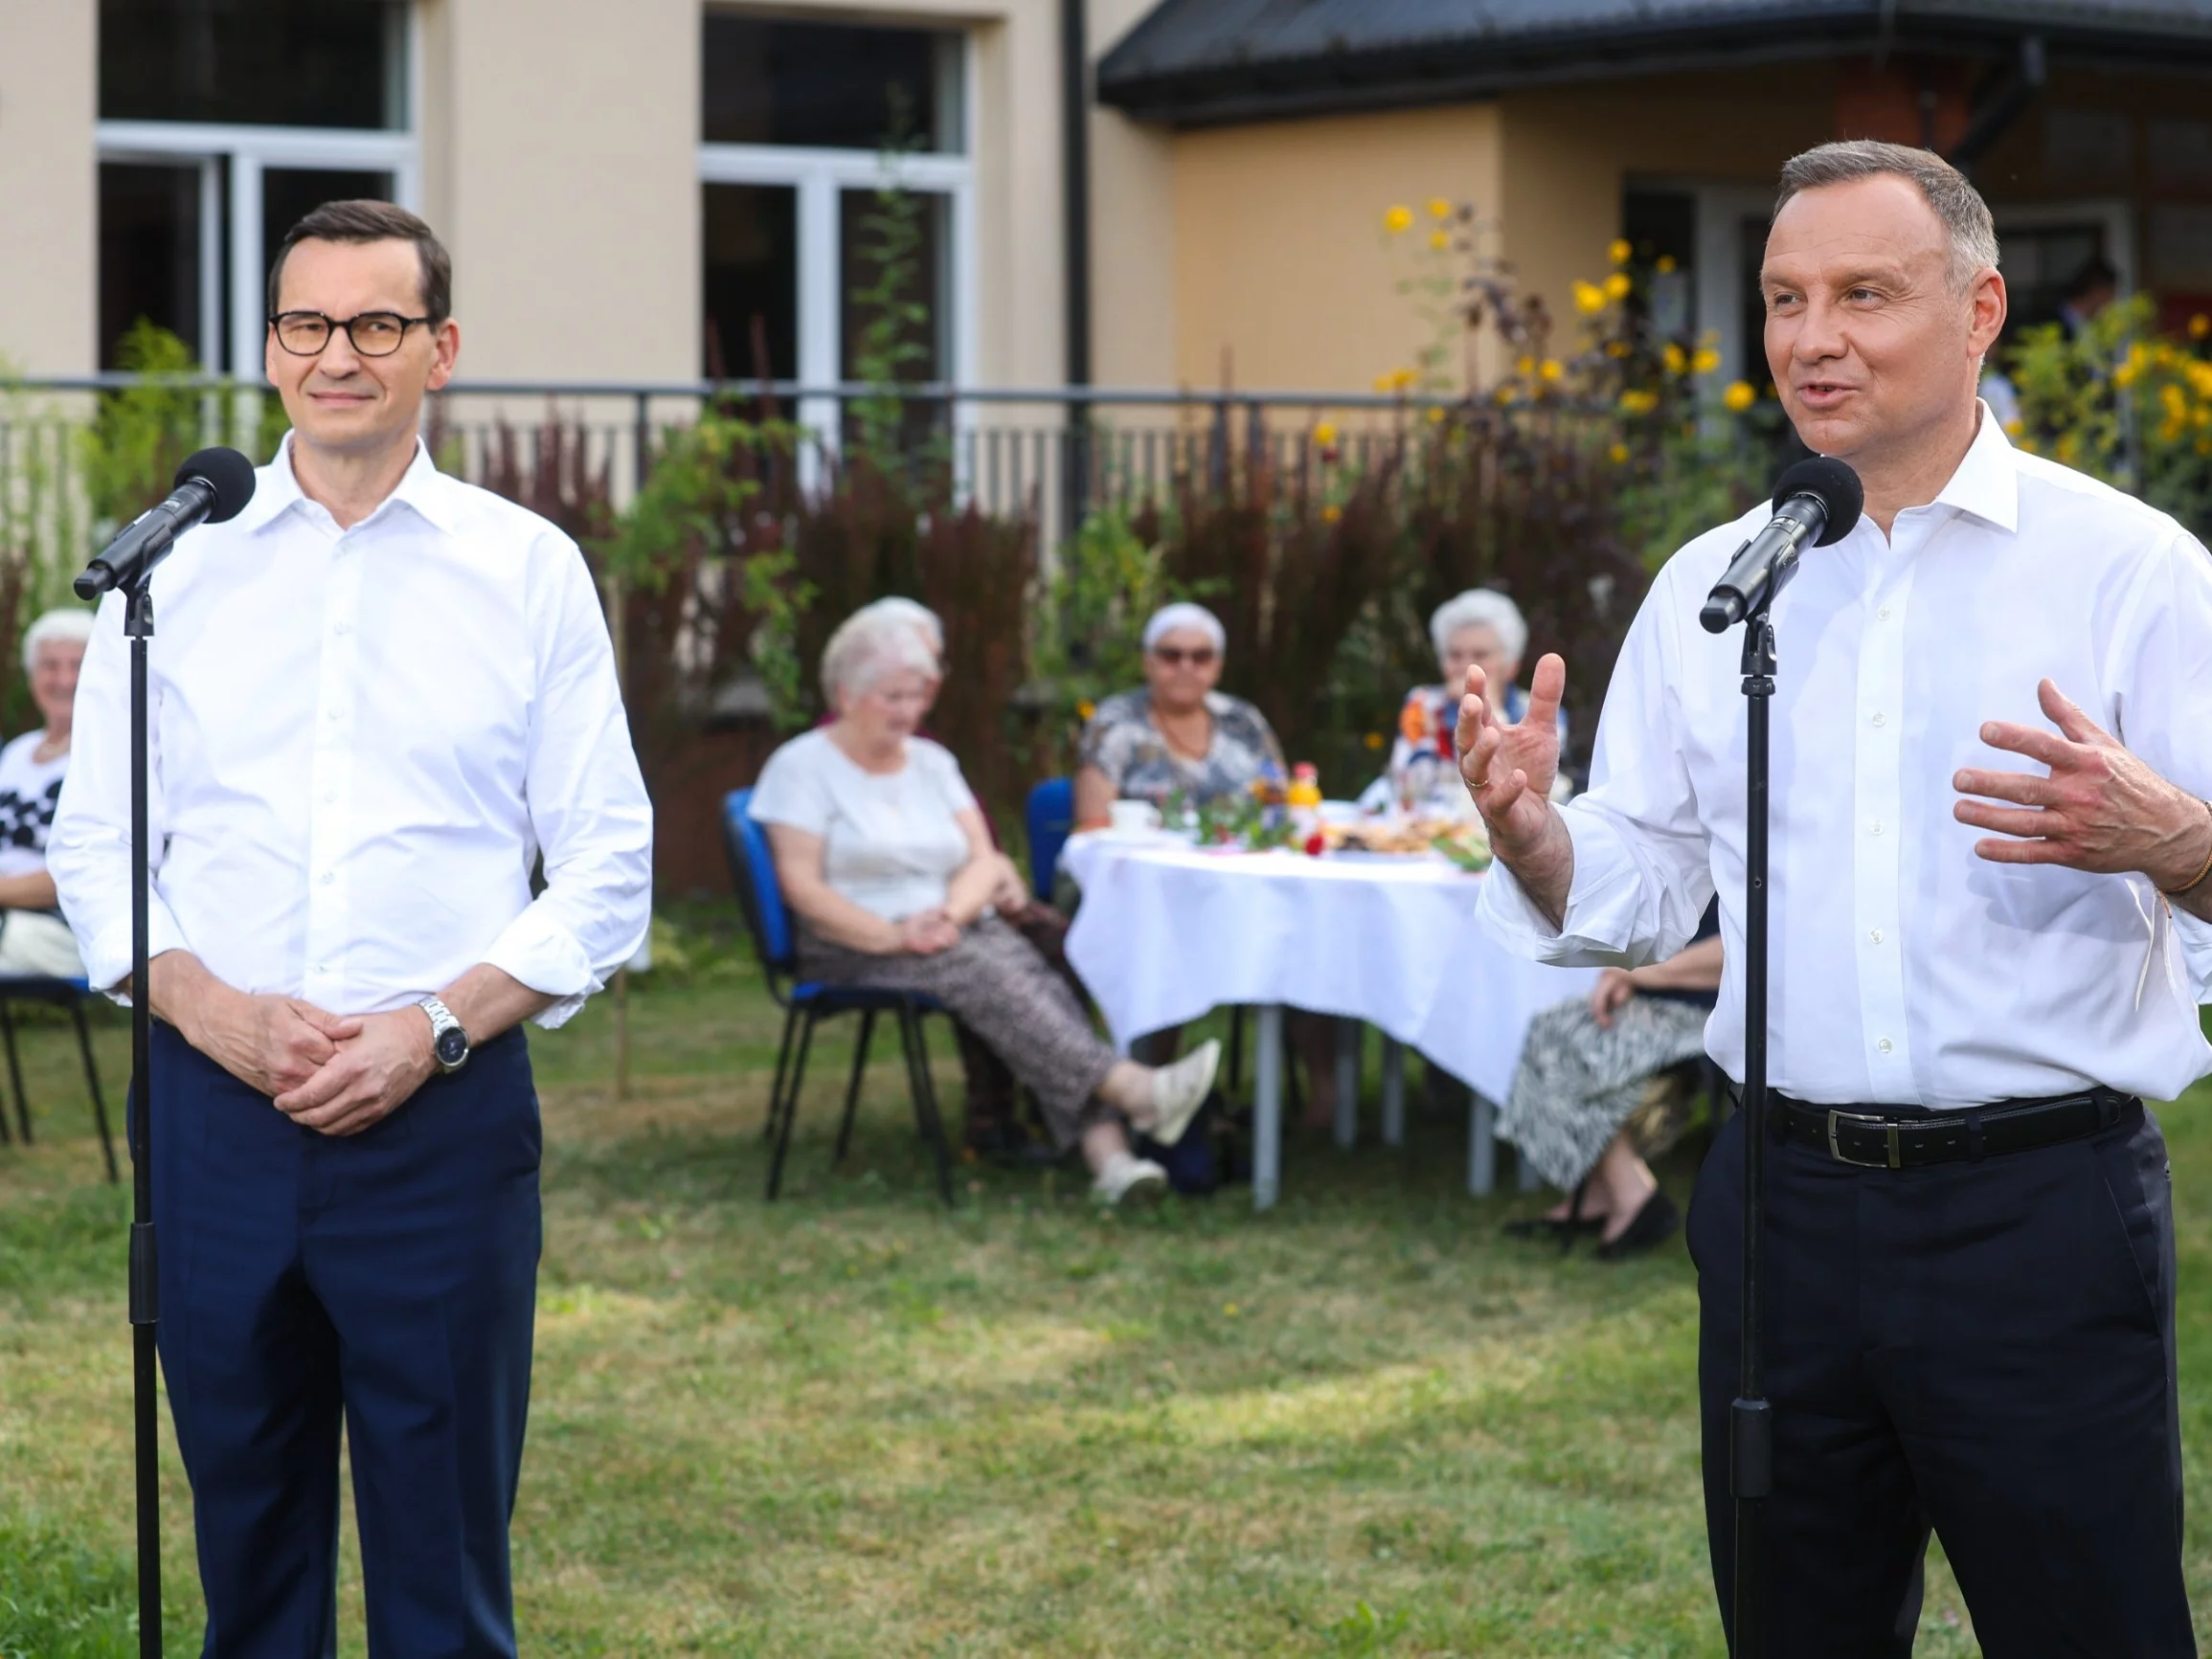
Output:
[1499, 994, 1711, 1191]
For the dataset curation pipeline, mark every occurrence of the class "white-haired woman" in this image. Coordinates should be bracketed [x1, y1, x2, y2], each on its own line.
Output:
[0, 609, 92, 976]
[752, 608, 1220, 1204]
[1072, 602, 1285, 828]
[1375, 589, 1568, 816]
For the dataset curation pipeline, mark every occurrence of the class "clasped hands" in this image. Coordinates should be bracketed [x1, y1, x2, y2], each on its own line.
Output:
[194, 990, 437, 1138]
[892, 855, 1029, 956]
[1454, 659, 2212, 903]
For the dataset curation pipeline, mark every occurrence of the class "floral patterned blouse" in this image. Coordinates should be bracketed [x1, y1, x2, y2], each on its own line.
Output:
[1078, 688, 1287, 809]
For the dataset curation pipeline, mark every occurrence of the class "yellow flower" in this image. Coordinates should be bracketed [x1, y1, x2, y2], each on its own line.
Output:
[1373, 372, 1395, 393]
[1618, 389, 1659, 415]
[1572, 280, 1607, 315]
[1604, 340, 1630, 358]
[1430, 230, 1450, 252]
[1723, 380, 1756, 413]
[1390, 368, 1416, 392]
[1656, 255, 1678, 275]
[2193, 313, 2211, 341]
[1313, 420, 1338, 448]
[1608, 441, 1629, 464]
[2003, 417, 2025, 437]
[1075, 699, 1095, 721]
[1427, 196, 1453, 220]
[2114, 361, 2139, 390]
[1320, 503, 1343, 524]
[1517, 355, 1537, 378]
[2018, 435, 2040, 454]
[2199, 437, 2212, 457]
[1539, 357, 1564, 382]
[1364, 731, 1387, 751]
[1662, 343, 1687, 375]
[1425, 405, 1446, 424]
[1384, 205, 1413, 235]
[1608, 237, 1633, 265]
[1691, 347, 1721, 374]
[1604, 272, 1633, 302]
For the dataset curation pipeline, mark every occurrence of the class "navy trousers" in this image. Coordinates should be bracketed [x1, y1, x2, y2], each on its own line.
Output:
[1688, 1100, 2193, 1657]
[148, 1020, 542, 1658]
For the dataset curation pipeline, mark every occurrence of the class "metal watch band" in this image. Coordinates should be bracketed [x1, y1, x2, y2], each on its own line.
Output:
[418, 995, 469, 1072]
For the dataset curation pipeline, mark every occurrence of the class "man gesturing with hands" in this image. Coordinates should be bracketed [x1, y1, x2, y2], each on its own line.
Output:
[1463, 142, 2212, 1657]
[51, 202, 651, 1656]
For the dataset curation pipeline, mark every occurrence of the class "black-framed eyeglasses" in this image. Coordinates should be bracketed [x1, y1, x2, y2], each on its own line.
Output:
[1152, 645, 1217, 667]
[268, 310, 432, 358]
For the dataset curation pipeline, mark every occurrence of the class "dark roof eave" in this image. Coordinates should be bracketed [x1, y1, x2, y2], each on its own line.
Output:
[1098, 15, 2212, 127]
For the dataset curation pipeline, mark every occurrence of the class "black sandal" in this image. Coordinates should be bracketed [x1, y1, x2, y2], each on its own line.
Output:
[1501, 1179, 1607, 1246]
[1595, 1187, 1681, 1261]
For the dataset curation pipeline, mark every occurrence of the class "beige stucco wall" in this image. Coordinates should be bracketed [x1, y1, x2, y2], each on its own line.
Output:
[1090, 0, 1176, 388]
[426, 0, 699, 382]
[1168, 104, 1503, 394]
[0, 2, 96, 374]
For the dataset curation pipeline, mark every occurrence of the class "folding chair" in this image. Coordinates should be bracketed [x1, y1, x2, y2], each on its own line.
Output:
[722, 790, 956, 1205]
[0, 975, 118, 1183]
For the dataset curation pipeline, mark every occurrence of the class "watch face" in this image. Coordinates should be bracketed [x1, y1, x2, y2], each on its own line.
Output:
[435, 1026, 469, 1066]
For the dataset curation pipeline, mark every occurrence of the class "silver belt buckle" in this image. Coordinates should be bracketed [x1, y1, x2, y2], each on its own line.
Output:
[1826, 1110, 1902, 1170]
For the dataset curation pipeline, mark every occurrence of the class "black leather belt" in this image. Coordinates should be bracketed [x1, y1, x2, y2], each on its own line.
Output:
[1769, 1087, 2135, 1170]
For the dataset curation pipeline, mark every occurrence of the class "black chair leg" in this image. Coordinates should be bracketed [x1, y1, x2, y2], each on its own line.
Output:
[897, 1004, 955, 1207]
[762, 1002, 801, 1139]
[70, 999, 117, 1185]
[1228, 1006, 1246, 1094]
[0, 999, 29, 1145]
[834, 1008, 875, 1165]
[766, 1007, 818, 1200]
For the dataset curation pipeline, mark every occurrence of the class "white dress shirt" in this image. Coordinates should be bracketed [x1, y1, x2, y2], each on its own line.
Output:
[50, 437, 652, 1029]
[1481, 407, 2212, 1108]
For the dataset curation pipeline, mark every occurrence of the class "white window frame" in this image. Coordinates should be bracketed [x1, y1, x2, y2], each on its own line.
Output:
[1990, 198, 2138, 297]
[95, 11, 423, 380]
[696, 31, 979, 450]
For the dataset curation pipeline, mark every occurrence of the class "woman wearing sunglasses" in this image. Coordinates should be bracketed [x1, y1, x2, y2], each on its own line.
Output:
[1072, 602, 1285, 829]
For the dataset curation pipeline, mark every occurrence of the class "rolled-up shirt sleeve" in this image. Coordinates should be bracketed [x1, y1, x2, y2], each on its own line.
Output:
[479, 534, 653, 1028]
[50, 591, 194, 998]
[1479, 558, 1715, 969]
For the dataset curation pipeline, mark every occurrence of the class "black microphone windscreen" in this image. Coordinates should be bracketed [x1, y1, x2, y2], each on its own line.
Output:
[173, 447, 258, 525]
[1770, 455, 1862, 548]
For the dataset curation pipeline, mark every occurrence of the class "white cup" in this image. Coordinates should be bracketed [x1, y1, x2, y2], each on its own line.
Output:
[1109, 799, 1162, 834]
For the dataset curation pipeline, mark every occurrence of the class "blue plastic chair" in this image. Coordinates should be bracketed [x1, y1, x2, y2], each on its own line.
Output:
[722, 790, 955, 1205]
[0, 973, 117, 1183]
[1024, 777, 1075, 903]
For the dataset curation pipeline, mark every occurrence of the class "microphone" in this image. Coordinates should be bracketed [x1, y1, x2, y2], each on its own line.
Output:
[1699, 456, 1863, 634]
[75, 447, 257, 600]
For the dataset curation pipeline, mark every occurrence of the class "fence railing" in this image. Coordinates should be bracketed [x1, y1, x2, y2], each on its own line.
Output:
[0, 374, 1481, 547]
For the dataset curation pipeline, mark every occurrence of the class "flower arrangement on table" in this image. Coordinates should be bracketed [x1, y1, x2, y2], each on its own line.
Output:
[1163, 763, 1494, 870]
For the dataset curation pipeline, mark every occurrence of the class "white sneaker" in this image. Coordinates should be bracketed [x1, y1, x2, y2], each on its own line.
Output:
[1092, 1151, 1169, 1206]
[1146, 1038, 1221, 1149]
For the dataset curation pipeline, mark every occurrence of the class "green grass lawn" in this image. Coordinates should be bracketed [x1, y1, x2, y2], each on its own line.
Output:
[3, 944, 2208, 1654]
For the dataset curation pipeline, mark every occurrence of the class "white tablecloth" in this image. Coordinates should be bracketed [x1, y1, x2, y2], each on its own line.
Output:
[1061, 833, 1598, 1109]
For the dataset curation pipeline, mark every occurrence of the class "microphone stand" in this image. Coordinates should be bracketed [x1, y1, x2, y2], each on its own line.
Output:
[124, 574, 162, 1658]
[1728, 599, 1776, 1655]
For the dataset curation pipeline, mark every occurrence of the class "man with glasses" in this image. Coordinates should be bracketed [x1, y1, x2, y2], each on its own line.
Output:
[51, 200, 653, 1655]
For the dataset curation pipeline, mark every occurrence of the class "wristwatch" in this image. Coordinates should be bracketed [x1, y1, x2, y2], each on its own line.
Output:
[418, 996, 471, 1074]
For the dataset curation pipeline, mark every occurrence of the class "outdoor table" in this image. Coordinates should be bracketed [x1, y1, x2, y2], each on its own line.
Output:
[1060, 830, 1600, 1210]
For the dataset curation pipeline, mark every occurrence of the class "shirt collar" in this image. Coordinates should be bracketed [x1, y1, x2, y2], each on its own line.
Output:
[245, 434, 457, 537]
[1923, 399, 2019, 534]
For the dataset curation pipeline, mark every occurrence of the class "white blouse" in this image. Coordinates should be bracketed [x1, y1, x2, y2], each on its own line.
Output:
[749, 729, 978, 922]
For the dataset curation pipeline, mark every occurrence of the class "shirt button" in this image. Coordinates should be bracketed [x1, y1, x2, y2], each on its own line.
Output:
[1877, 1038, 1894, 1054]
[334, 621, 351, 636]
[321, 872, 335, 886]
[1869, 928, 1885, 944]
[323, 788, 337, 803]
[1869, 820, 1885, 837]
[1878, 605, 1892, 621]
[1870, 711, 1886, 728]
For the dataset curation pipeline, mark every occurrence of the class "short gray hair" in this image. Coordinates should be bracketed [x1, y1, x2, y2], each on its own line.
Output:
[1774, 141, 1999, 289]
[820, 608, 940, 705]
[856, 594, 944, 659]
[1430, 589, 1526, 664]
[21, 607, 92, 677]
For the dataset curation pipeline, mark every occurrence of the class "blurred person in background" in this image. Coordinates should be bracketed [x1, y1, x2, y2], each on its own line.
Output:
[0, 608, 92, 977]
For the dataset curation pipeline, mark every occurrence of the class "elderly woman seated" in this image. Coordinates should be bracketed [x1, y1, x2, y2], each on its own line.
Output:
[1367, 589, 1569, 816]
[1499, 902, 1723, 1259]
[0, 610, 92, 978]
[752, 608, 1221, 1205]
[1073, 602, 1285, 825]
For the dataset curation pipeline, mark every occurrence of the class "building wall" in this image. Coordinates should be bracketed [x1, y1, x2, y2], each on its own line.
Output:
[1090, 0, 1177, 388]
[0, 3, 97, 374]
[1168, 104, 1503, 395]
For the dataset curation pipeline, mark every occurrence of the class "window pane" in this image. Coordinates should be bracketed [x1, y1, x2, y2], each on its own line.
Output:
[100, 162, 211, 370]
[261, 168, 399, 309]
[704, 15, 962, 153]
[840, 187, 948, 384]
[703, 183, 799, 380]
[101, 0, 406, 130]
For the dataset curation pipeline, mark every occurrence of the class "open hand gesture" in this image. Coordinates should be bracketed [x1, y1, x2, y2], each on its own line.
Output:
[1456, 654, 1567, 858]
[1953, 678, 2212, 886]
